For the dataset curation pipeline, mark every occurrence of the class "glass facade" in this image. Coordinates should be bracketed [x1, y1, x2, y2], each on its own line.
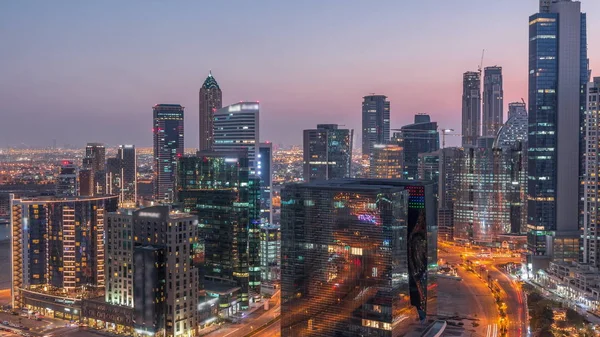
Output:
[258, 143, 273, 224]
[396, 114, 439, 180]
[177, 152, 261, 308]
[362, 95, 390, 159]
[462, 72, 481, 146]
[281, 179, 436, 336]
[199, 71, 222, 152]
[482, 66, 504, 137]
[153, 104, 184, 202]
[303, 124, 353, 182]
[527, 3, 587, 266]
[369, 144, 403, 179]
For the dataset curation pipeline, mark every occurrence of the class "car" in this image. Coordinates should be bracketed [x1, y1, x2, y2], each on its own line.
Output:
[1, 321, 7, 325]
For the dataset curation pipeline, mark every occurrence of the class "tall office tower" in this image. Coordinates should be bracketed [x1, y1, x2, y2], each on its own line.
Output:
[10, 195, 118, 308]
[527, 0, 587, 270]
[303, 124, 353, 182]
[583, 77, 600, 266]
[281, 179, 437, 336]
[84, 143, 107, 195]
[369, 144, 403, 179]
[213, 102, 260, 174]
[118, 145, 137, 205]
[361, 95, 390, 158]
[495, 107, 529, 236]
[199, 71, 222, 151]
[79, 169, 94, 196]
[482, 66, 504, 137]
[107, 145, 137, 206]
[56, 160, 78, 197]
[105, 206, 199, 337]
[177, 152, 261, 311]
[258, 142, 273, 224]
[437, 147, 462, 241]
[153, 104, 184, 202]
[396, 114, 439, 180]
[418, 151, 440, 198]
[496, 102, 528, 148]
[259, 224, 280, 283]
[462, 71, 481, 146]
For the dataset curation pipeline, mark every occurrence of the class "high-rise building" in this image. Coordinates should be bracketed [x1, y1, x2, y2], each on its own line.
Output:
[56, 160, 78, 197]
[199, 71, 222, 151]
[258, 142, 273, 224]
[495, 102, 528, 149]
[105, 206, 199, 337]
[396, 114, 439, 180]
[527, 0, 587, 269]
[259, 224, 280, 283]
[482, 66, 504, 137]
[437, 147, 462, 241]
[107, 145, 137, 206]
[303, 124, 353, 182]
[177, 152, 261, 311]
[281, 179, 437, 336]
[213, 102, 260, 174]
[362, 95, 390, 158]
[462, 71, 481, 146]
[79, 169, 94, 196]
[153, 104, 184, 202]
[84, 143, 107, 195]
[10, 195, 118, 309]
[583, 77, 600, 266]
[369, 144, 403, 179]
[418, 151, 440, 198]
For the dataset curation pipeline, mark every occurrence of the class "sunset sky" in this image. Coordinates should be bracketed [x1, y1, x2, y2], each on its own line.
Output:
[2, 0, 599, 148]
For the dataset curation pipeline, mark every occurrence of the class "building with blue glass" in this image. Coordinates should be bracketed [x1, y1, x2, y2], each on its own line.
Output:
[396, 114, 439, 181]
[362, 95, 390, 159]
[303, 124, 353, 182]
[153, 104, 184, 202]
[527, 0, 587, 270]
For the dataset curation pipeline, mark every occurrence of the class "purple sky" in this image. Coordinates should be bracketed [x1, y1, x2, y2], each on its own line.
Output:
[1, 0, 599, 148]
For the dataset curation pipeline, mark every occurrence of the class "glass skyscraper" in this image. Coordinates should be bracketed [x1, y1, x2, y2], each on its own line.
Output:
[303, 124, 353, 182]
[199, 71, 222, 151]
[527, 0, 587, 269]
[361, 95, 390, 159]
[462, 72, 481, 146]
[482, 66, 504, 137]
[153, 104, 184, 202]
[213, 102, 260, 174]
[106, 145, 137, 206]
[177, 152, 261, 310]
[396, 114, 439, 180]
[259, 142, 273, 224]
[281, 179, 436, 336]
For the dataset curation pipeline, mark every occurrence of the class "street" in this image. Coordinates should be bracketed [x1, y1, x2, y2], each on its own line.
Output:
[439, 241, 527, 337]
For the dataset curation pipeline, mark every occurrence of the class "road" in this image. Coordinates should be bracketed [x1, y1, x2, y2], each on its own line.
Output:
[440, 241, 527, 337]
[206, 291, 281, 337]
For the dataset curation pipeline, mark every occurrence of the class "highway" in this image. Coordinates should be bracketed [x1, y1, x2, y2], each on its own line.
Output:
[439, 242, 527, 337]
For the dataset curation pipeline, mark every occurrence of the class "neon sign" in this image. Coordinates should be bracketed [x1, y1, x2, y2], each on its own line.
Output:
[357, 214, 377, 224]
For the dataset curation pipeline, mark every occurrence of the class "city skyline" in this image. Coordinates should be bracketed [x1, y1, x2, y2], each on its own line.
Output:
[2, 1, 600, 148]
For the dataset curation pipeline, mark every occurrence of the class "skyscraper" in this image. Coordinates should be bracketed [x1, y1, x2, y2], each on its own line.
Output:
[107, 145, 137, 206]
[199, 71, 222, 151]
[462, 71, 481, 146]
[369, 144, 403, 179]
[258, 142, 273, 224]
[583, 77, 600, 266]
[482, 66, 504, 137]
[213, 102, 260, 174]
[84, 143, 106, 195]
[10, 195, 118, 308]
[281, 179, 436, 336]
[437, 147, 462, 241]
[396, 114, 439, 180]
[177, 152, 261, 311]
[495, 102, 528, 149]
[153, 104, 184, 202]
[362, 95, 390, 158]
[303, 124, 353, 182]
[56, 160, 78, 197]
[527, 0, 587, 269]
[105, 206, 199, 336]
